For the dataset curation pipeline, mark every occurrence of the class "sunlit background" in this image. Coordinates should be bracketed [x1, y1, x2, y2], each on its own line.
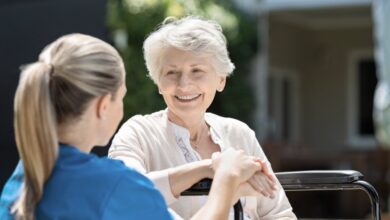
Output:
[0, 0, 389, 218]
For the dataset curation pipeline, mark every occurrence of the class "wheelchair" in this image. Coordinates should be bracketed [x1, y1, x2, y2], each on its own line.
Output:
[182, 170, 381, 220]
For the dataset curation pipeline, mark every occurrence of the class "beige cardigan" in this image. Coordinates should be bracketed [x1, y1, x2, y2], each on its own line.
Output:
[109, 110, 296, 220]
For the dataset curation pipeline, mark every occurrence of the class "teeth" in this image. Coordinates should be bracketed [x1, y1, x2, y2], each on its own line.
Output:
[176, 94, 200, 100]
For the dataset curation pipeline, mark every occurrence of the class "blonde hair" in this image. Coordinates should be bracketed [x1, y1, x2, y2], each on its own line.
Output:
[12, 33, 124, 220]
[143, 16, 235, 84]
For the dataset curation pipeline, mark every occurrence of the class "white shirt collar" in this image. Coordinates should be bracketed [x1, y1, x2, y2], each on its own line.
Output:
[168, 119, 223, 147]
[167, 114, 226, 162]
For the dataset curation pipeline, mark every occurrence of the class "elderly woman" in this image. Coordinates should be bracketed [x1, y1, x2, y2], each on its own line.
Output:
[109, 17, 296, 219]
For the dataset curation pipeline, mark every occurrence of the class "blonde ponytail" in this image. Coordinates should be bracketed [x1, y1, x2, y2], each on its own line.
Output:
[12, 63, 58, 220]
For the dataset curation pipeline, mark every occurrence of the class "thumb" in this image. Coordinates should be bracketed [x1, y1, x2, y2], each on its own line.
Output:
[211, 151, 221, 160]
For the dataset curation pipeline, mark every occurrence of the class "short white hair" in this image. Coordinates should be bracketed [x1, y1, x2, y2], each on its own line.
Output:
[143, 16, 235, 84]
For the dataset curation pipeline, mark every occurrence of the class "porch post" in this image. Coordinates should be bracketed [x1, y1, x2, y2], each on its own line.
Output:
[372, 0, 390, 148]
[252, 6, 269, 140]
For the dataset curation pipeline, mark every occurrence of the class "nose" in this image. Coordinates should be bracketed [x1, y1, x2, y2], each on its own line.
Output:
[178, 74, 191, 88]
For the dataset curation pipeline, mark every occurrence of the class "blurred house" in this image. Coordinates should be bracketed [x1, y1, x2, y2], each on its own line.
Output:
[237, 0, 389, 218]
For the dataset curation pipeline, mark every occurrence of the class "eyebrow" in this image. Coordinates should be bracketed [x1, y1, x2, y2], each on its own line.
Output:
[164, 63, 207, 69]
[190, 64, 207, 67]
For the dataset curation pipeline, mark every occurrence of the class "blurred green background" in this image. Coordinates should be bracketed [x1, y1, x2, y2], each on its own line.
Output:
[107, 0, 258, 125]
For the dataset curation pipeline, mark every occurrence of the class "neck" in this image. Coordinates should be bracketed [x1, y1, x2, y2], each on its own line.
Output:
[57, 119, 95, 153]
[167, 110, 208, 141]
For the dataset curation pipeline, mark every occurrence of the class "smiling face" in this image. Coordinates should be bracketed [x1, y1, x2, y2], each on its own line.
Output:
[158, 47, 226, 124]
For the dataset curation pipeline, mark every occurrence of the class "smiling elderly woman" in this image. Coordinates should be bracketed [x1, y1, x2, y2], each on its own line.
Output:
[109, 16, 296, 219]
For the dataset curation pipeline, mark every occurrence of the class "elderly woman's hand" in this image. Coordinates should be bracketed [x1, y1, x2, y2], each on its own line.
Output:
[247, 160, 277, 198]
[211, 150, 277, 199]
[230, 159, 276, 200]
[245, 172, 277, 198]
[211, 149, 262, 185]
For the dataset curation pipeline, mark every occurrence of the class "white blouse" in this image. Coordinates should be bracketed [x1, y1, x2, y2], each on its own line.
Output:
[109, 109, 296, 220]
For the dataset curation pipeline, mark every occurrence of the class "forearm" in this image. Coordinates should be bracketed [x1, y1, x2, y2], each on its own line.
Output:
[167, 159, 213, 197]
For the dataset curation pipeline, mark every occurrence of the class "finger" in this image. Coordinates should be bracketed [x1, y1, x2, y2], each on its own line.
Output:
[257, 160, 276, 183]
[245, 160, 263, 179]
[260, 170, 277, 190]
[268, 177, 277, 190]
[258, 174, 274, 197]
[249, 176, 269, 197]
[211, 151, 221, 160]
[251, 174, 273, 197]
[248, 177, 263, 193]
[253, 172, 276, 199]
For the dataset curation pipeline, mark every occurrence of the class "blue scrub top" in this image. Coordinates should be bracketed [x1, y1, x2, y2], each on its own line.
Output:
[0, 144, 173, 220]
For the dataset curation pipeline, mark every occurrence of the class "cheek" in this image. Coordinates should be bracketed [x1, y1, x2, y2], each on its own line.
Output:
[199, 78, 218, 91]
[111, 101, 123, 124]
[157, 82, 170, 94]
[118, 102, 124, 119]
[160, 93, 173, 105]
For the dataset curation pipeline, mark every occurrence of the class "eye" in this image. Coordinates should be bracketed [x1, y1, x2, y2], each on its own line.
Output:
[165, 70, 176, 75]
[192, 68, 204, 74]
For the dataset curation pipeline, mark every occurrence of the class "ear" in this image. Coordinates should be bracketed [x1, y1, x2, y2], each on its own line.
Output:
[216, 75, 226, 92]
[96, 93, 112, 120]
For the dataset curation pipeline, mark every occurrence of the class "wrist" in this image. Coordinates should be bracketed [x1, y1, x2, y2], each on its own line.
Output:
[203, 159, 214, 179]
[210, 170, 241, 207]
[214, 168, 240, 187]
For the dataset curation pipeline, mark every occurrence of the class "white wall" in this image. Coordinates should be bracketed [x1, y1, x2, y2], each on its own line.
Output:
[267, 16, 374, 149]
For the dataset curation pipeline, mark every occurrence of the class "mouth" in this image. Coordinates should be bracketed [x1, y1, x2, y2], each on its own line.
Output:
[175, 94, 201, 102]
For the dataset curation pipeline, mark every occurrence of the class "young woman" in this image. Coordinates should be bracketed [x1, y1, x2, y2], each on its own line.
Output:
[0, 33, 265, 220]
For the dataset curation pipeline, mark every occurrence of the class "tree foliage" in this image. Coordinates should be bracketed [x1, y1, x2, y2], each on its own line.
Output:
[107, 0, 258, 125]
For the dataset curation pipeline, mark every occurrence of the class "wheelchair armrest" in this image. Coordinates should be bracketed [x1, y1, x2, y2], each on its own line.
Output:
[275, 170, 363, 185]
[275, 170, 380, 220]
[181, 178, 212, 196]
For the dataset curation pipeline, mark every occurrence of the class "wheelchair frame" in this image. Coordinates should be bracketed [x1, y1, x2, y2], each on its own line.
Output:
[181, 170, 381, 220]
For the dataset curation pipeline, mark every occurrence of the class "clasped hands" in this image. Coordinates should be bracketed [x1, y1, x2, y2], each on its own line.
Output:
[211, 148, 277, 202]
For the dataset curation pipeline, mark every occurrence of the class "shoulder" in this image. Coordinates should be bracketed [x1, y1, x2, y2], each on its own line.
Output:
[92, 157, 146, 179]
[125, 110, 166, 126]
[79, 157, 160, 203]
[100, 159, 172, 219]
[206, 113, 262, 156]
[41, 156, 171, 219]
[205, 112, 254, 136]
[0, 161, 24, 220]
[112, 110, 169, 147]
[118, 110, 167, 133]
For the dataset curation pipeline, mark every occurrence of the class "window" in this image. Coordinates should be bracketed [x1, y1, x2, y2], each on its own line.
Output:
[358, 60, 377, 135]
[267, 68, 300, 142]
[347, 51, 377, 148]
